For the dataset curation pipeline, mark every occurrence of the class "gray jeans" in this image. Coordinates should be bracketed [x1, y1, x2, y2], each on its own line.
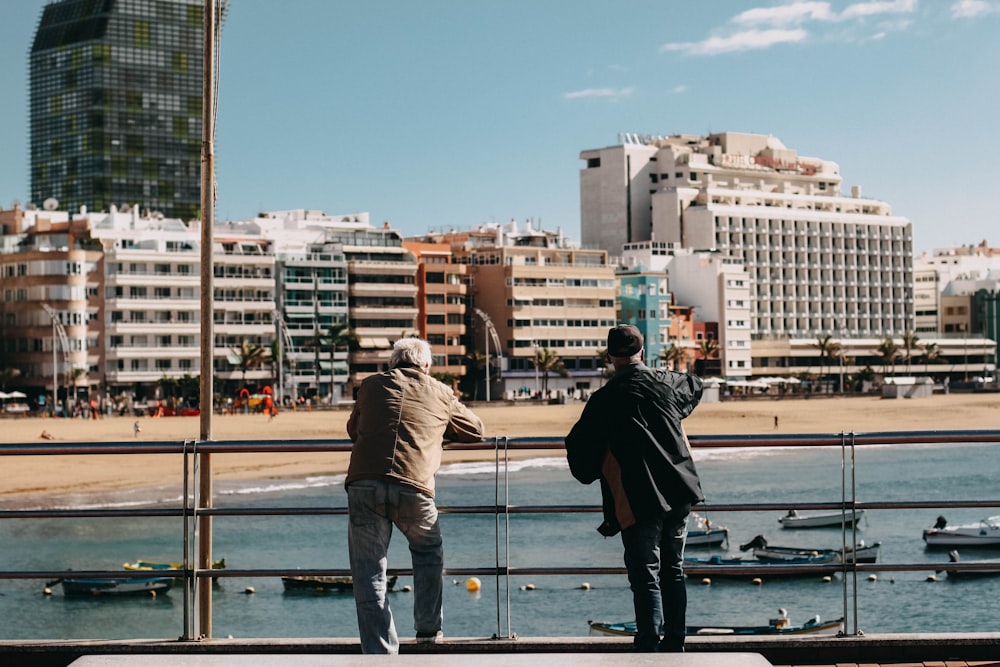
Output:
[347, 479, 444, 654]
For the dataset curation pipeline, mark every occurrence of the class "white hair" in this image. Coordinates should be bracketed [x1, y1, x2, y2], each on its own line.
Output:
[389, 337, 432, 371]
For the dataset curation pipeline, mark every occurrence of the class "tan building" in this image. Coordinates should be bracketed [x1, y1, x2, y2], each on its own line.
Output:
[420, 221, 616, 399]
[403, 240, 468, 382]
[0, 207, 102, 411]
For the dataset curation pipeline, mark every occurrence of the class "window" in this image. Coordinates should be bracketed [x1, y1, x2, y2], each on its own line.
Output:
[587, 157, 601, 168]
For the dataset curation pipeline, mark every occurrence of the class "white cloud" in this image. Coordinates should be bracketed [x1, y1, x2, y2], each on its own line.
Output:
[669, 85, 688, 94]
[661, 28, 808, 56]
[661, 0, 920, 57]
[733, 2, 834, 26]
[840, 0, 918, 20]
[951, 0, 993, 17]
[562, 86, 636, 100]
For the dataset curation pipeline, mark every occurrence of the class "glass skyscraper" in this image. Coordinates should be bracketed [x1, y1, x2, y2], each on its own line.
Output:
[29, 0, 207, 220]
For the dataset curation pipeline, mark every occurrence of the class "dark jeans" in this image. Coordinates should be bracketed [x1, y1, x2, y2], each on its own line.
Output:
[621, 505, 689, 652]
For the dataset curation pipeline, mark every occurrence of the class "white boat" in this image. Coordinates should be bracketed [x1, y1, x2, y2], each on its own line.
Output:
[943, 550, 1000, 578]
[778, 509, 864, 529]
[922, 515, 1000, 547]
[686, 513, 728, 548]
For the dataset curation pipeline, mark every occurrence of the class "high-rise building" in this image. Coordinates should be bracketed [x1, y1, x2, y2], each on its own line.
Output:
[581, 132, 914, 340]
[29, 0, 211, 220]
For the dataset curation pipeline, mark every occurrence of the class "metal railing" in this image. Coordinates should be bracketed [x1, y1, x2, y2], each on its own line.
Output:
[2, 430, 1000, 642]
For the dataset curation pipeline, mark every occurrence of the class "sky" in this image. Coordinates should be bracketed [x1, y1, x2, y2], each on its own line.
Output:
[1, 0, 998, 255]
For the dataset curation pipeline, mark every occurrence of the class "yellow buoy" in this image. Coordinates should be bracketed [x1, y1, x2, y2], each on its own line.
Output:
[579, 582, 591, 590]
[701, 578, 712, 586]
[402, 584, 413, 593]
[43, 587, 53, 596]
[244, 586, 256, 594]
[149, 590, 156, 598]
[466, 577, 481, 592]
[926, 574, 937, 582]
[868, 574, 878, 582]
[751, 577, 763, 585]
[822, 576, 832, 583]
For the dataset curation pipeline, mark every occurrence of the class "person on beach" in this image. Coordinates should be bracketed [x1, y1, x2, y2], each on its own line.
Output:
[345, 337, 484, 654]
[565, 324, 704, 653]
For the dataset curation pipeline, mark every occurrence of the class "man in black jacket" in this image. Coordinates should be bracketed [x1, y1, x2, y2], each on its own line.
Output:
[566, 325, 704, 652]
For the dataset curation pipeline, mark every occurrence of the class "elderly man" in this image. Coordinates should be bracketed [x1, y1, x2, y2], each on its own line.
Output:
[345, 337, 484, 654]
[565, 325, 704, 652]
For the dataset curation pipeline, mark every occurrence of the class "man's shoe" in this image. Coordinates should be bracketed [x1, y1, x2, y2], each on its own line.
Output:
[416, 631, 443, 644]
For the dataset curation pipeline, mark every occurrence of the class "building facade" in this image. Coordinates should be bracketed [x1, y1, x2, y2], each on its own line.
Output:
[29, 0, 212, 220]
[421, 221, 616, 399]
[581, 132, 914, 341]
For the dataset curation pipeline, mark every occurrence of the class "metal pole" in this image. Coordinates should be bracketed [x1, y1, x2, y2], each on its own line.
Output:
[484, 323, 490, 403]
[197, 0, 217, 638]
[52, 319, 57, 416]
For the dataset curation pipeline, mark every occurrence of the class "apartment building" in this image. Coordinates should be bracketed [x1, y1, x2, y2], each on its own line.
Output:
[422, 221, 616, 398]
[580, 132, 914, 341]
[403, 240, 469, 382]
[0, 206, 100, 407]
[619, 241, 753, 379]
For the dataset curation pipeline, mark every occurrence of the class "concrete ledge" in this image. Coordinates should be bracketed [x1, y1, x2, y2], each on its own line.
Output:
[2, 634, 1000, 667]
[69, 653, 772, 667]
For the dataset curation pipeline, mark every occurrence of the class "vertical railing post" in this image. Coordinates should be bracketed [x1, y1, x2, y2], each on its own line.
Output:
[198, 0, 218, 639]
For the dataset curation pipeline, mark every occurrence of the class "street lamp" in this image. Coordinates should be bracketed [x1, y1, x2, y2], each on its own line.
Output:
[40, 303, 68, 417]
[473, 308, 501, 402]
[531, 340, 540, 397]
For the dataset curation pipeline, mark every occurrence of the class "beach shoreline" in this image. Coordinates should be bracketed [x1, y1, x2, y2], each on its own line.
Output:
[2, 392, 999, 504]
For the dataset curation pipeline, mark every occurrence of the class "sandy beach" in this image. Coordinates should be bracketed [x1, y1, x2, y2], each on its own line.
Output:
[2, 393, 999, 501]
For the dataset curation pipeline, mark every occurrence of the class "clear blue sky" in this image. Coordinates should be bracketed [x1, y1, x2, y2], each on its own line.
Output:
[2, 0, 998, 254]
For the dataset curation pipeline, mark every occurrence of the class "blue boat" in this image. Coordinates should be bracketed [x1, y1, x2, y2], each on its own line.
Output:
[684, 552, 843, 579]
[589, 612, 843, 637]
[59, 576, 173, 597]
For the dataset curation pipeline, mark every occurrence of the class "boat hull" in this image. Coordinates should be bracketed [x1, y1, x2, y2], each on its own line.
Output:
[589, 617, 843, 637]
[753, 543, 880, 564]
[779, 510, 865, 529]
[923, 519, 1000, 547]
[687, 528, 728, 548]
[281, 574, 398, 593]
[60, 576, 173, 597]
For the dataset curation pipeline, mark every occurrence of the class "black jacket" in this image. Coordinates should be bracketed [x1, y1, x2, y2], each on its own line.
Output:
[566, 363, 704, 534]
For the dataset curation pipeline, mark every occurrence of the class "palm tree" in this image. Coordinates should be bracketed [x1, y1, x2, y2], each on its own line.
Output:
[660, 344, 688, 372]
[814, 334, 835, 380]
[532, 347, 568, 395]
[875, 338, 901, 378]
[922, 341, 941, 374]
[230, 340, 268, 389]
[695, 339, 719, 376]
[901, 331, 921, 374]
[463, 351, 486, 401]
[0, 367, 21, 391]
[595, 347, 614, 380]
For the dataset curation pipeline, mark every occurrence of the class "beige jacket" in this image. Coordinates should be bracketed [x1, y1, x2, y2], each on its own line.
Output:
[345, 366, 484, 497]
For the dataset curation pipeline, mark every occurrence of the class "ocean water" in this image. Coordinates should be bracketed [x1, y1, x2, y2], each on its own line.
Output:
[2, 442, 999, 640]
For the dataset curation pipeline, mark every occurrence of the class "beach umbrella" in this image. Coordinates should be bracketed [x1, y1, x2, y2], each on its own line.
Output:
[0, 391, 9, 399]
[8, 390, 26, 398]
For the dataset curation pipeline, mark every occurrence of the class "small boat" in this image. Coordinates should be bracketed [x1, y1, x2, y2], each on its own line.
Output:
[123, 558, 226, 571]
[683, 552, 842, 579]
[281, 574, 398, 593]
[59, 576, 173, 597]
[739, 534, 881, 564]
[943, 550, 1000, 578]
[778, 509, 865, 529]
[922, 515, 1000, 547]
[589, 610, 843, 637]
[687, 513, 728, 548]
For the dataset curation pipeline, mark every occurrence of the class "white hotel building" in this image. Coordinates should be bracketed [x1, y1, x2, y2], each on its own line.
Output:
[581, 132, 914, 342]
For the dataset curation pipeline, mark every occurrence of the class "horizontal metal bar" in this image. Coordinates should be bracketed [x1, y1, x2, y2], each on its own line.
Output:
[4, 429, 1000, 456]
